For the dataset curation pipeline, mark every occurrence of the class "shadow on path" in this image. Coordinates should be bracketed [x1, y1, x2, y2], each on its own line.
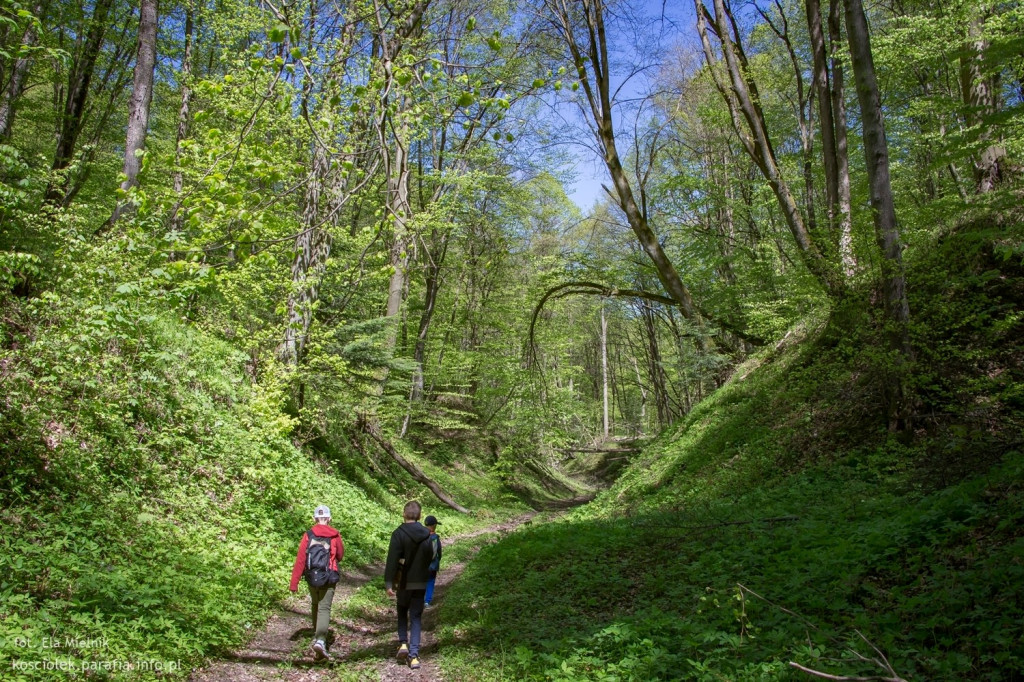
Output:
[191, 510, 573, 681]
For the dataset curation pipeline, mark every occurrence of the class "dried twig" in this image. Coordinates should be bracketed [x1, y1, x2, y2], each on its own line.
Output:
[737, 584, 907, 682]
[788, 660, 905, 681]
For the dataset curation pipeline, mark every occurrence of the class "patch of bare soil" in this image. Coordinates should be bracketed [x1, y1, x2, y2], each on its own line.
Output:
[189, 513, 537, 682]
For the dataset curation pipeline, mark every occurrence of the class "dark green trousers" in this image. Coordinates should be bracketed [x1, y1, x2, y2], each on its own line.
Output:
[309, 584, 335, 643]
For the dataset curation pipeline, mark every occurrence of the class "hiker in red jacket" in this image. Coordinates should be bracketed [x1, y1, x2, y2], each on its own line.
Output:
[290, 505, 344, 660]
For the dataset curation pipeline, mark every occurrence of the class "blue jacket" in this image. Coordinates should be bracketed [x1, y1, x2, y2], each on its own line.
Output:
[427, 531, 442, 573]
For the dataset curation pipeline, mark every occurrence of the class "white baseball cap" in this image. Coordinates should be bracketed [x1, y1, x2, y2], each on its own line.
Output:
[314, 505, 331, 518]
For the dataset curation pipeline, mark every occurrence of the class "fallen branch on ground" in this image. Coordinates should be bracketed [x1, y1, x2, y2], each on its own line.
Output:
[736, 584, 907, 682]
[360, 416, 470, 514]
[789, 660, 906, 681]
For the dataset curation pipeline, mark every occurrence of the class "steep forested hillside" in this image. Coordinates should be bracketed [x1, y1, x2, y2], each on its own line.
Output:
[1, 0, 1022, 679]
[437, 215, 1024, 680]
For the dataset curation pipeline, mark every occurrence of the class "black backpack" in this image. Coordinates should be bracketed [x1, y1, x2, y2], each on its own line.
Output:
[304, 530, 340, 588]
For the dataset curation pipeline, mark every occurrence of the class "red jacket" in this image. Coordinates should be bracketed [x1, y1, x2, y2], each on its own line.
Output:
[289, 524, 344, 591]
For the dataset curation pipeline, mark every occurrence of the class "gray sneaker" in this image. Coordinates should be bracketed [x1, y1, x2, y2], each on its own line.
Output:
[312, 639, 328, 660]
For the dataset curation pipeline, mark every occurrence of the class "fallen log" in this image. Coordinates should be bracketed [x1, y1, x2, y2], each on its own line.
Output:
[362, 420, 470, 514]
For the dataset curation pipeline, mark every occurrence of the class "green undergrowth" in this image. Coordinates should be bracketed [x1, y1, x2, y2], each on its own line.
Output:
[0, 291, 399, 679]
[440, 455, 1024, 680]
[435, 217, 1024, 680]
[0, 273, 522, 679]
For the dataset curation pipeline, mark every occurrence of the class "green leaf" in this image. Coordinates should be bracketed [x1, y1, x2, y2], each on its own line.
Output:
[395, 69, 413, 86]
[268, 23, 288, 43]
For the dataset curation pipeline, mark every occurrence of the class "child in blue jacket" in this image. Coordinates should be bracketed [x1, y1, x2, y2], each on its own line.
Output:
[423, 515, 442, 606]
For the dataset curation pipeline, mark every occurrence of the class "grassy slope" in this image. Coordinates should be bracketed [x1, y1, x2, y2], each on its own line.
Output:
[0, 287, 526, 680]
[435, 218, 1024, 681]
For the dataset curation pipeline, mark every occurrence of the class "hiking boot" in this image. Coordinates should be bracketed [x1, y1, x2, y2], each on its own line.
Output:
[409, 656, 421, 669]
[312, 639, 328, 660]
[396, 642, 409, 661]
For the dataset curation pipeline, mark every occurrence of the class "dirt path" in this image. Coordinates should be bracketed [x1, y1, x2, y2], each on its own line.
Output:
[190, 513, 536, 682]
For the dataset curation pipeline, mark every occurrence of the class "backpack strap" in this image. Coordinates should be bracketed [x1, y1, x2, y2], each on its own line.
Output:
[306, 529, 331, 570]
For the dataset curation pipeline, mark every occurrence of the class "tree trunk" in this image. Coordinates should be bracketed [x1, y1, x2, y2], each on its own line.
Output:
[363, 420, 470, 514]
[44, 0, 115, 206]
[365, 0, 429, 447]
[399, 227, 449, 437]
[710, 151, 739, 287]
[0, 0, 46, 140]
[759, 0, 817, 236]
[373, 2, 430, 353]
[384, 118, 412, 350]
[601, 301, 609, 438]
[807, 0, 838, 218]
[280, 144, 332, 366]
[548, 0, 703, 328]
[278, 6, 380, 368]
[808, 0, 856, 276]
[170, 4, 194, 233]
[109, 0, 159, 225]
[844, 0, 913, 430]
[828, 0, 855, 276]
[960, 10, 1005, 193]
[630, 355, 647, 434]
[641, 300, 671, 426]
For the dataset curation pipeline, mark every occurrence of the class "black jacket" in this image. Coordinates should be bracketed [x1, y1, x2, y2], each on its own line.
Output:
[384, 521, 433, 591]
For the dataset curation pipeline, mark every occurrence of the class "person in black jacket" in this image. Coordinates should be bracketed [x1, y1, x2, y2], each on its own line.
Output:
[384, 500, 433, 670]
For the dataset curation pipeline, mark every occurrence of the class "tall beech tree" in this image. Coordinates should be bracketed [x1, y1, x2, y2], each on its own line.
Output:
[806, 0, 855, 275]
[544, 0, 703, 325]
[0, 0, 47, 141]
[844, 0, 912, 429]
[374, 0, 430, 351]
[693, 0, 841, 299]
[109, 0, 158, 225]
[280, 0, 376, 368]
[960, 5, 1007, 193]
[169, 2, 194, 233]
[44, 0, 117, 206]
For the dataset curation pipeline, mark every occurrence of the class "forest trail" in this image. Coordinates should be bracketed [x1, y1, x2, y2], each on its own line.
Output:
[189, 513, 538, 682]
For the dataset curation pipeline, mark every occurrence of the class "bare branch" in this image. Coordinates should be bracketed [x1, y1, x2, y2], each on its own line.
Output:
[788, 661, 905, 682]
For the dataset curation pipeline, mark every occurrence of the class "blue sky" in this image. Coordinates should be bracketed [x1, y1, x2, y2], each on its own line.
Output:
[568, 157, 609, 211]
